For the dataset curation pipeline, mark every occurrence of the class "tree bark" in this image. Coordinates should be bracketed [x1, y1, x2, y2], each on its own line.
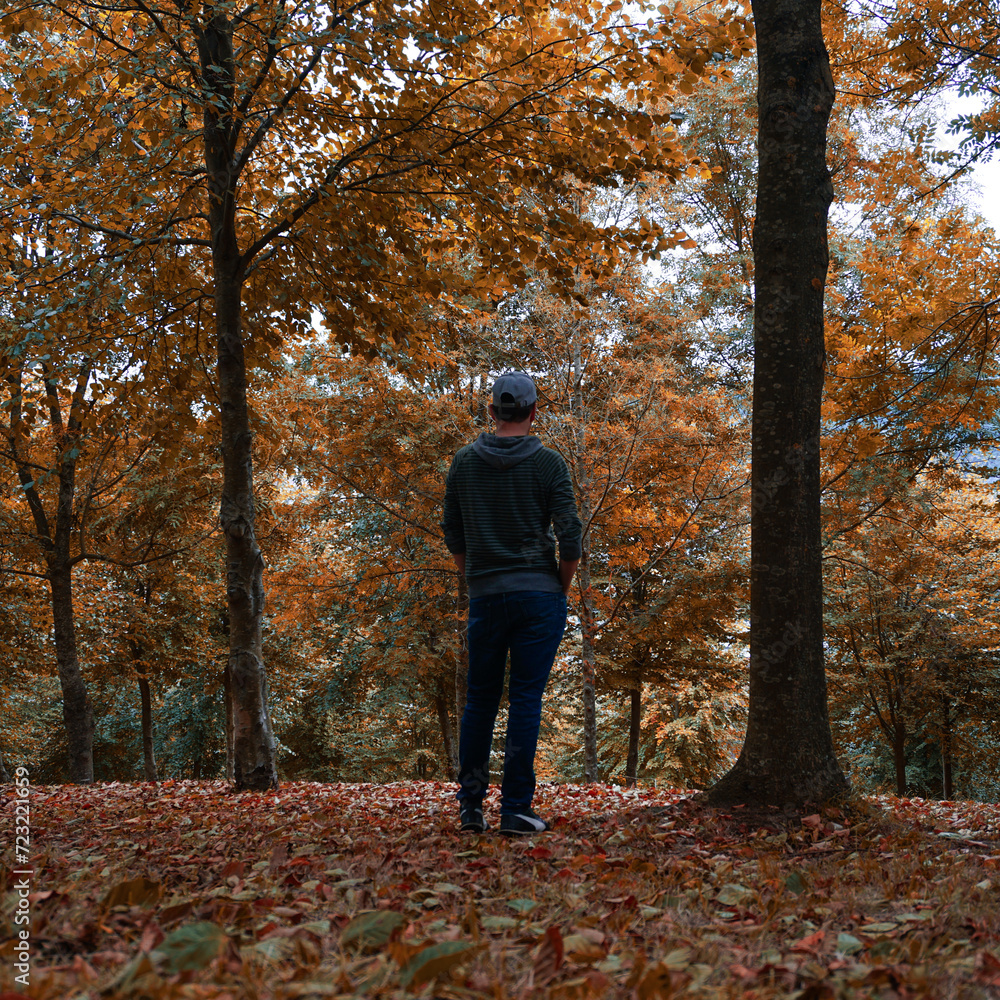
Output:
[47, 368, 95, 784]
[707, 0, 848, 807]
[572, 335, 599, 783]
[131, 584, 159, 782]
[941, 696, 953, 799]
[223, 663, 235, 783]
[50, 565, 94, 783]
[5, 361, 100, 784]
[138, 675, 158, 782]
[434, 690, 457, 778]
[625, 685, 641, 787]
[200, 9, 278, 790]
[893, 722, 907, 796]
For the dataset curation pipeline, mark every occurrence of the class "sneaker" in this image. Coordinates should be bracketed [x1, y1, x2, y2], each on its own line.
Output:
[499, 807, 550, 835]
[460, 804, 488, 833]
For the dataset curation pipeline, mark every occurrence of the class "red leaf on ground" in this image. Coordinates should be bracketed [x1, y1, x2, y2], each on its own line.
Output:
[268, 840, 290, 869]
[533, 925, 565, 983]
[791, 930, 826, 954]
[974, 950, 1000, 987]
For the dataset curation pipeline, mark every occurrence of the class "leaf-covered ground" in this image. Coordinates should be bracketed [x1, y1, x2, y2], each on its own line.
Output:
[2, 781, 1000, 999]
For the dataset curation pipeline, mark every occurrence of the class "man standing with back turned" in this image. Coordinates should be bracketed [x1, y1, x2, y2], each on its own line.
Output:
[442, 371, 582, 835]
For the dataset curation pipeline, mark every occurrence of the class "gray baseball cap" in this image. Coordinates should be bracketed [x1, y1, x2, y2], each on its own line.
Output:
[492, 371, 537, 419]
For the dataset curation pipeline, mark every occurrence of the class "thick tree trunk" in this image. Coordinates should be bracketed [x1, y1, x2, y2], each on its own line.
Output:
[201, 10, 278, 790]
[708, 0, 848, 807]
[50, 566, 94, 784]
[138, 675, 158, 782]
[625, 685, 641, 788]
[214, 257, 277, 791]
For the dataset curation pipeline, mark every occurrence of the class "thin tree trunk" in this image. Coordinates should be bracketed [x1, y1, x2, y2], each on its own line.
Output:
[708, 0, 847, 807]
[223, 663, 235, 783]
[893, 722, 907, 796]
[941, 696, 953, 799]
[138, 675, 158, 782]
[133, 583, 159, 782]
[0, 754, 10, 783]
[434, 691, 457, 778]
[572, 333, 599, 783]
[455, 573, 469, 740]
[577, 574, 597, 783]
[625, 685, 641, 788]
[201, 10, 277, 790]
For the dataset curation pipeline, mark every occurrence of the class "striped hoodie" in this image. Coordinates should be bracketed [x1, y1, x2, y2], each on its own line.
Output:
[441, 433, 583, 598]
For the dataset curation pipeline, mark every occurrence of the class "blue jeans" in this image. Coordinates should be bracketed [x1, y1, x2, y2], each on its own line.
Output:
[457, 591, 567, 811]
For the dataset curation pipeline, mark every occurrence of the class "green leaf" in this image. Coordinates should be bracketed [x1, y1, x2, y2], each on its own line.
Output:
[507, 898, 539, 913]
[253, 937, 296, 963]
[837, 932, 864, 955]
[153, 922, 229, 973]
[784, 871, 806, 895]
[398, 940, 480, 988]
[301, 920, 332, 935]
[481, 915, 519, 930]
[340, 910, 407, 952]
[716, 883, 754, 906]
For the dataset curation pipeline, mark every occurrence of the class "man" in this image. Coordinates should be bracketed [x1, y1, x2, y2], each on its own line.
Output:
[442, 371, 582, 835]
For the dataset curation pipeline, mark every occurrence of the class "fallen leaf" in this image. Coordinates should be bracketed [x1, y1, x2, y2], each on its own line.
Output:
[101, 877, 162, 909]
[398, 939, 481, 988]
[340, 910, 407, 952]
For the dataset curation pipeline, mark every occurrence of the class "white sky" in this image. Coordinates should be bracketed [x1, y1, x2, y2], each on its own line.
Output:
[940, 93, 1000, 235]
[961, 158, 1000, 234]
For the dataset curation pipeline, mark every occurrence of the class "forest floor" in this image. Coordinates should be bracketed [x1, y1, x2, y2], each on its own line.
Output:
[2, 781, 1000, 999]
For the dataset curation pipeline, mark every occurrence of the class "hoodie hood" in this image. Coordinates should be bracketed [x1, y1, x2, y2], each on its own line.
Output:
[472, 432, 543, 470]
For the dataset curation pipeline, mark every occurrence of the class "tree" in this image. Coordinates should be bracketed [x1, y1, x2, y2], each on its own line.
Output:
[825, 473, 1000, 798]
[0, 332, 203, 781]
[613, 26, 1000, 798]
[258, 349, 475, 780]
[836, 0, 1000, 175]
[707, 0, 848, 806]
[491, 266, 748, 784]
